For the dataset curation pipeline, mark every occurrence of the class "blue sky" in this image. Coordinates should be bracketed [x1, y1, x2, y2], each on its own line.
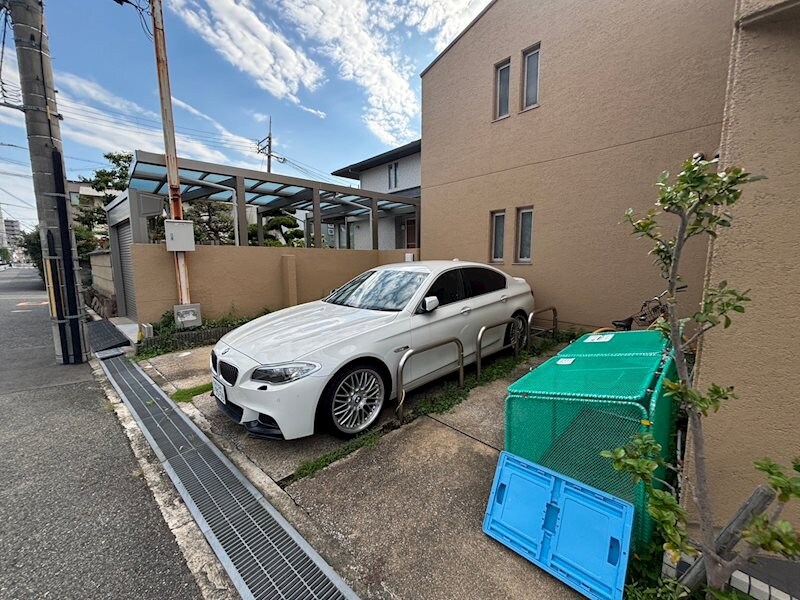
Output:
[0, 0, 490, 231]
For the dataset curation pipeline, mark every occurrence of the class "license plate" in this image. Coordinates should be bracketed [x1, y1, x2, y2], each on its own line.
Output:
[212, 378, 227, 403]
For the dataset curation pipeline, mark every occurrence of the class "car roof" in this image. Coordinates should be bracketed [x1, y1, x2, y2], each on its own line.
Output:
[374, 260, 505, 276]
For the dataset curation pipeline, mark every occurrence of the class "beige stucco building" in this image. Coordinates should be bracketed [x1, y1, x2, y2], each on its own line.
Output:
[420, 0, 799, 531]
[696, 0, 800, 526]
[420, 0, 735, 329]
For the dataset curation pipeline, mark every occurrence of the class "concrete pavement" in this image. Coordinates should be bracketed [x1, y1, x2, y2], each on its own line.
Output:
[153, 331, 578, 598]
[0, 267, 201, 599]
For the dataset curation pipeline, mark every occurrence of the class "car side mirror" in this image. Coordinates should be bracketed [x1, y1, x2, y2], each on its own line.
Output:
[421, 296, 440, 313]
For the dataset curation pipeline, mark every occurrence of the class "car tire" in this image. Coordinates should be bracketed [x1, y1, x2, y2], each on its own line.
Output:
[505, 312, 529, 352]
[318, 363, 387, 439]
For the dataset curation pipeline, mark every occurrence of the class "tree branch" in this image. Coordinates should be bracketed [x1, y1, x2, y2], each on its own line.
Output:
[682, 323, 716, 351]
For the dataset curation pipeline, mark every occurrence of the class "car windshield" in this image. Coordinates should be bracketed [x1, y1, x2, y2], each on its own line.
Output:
[324, 269, 428, 312]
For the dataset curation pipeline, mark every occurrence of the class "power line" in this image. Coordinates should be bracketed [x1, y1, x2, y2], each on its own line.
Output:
[0, 184, 35, 207]
[59, 110, 257, 153]
[0, 169, 31, 179]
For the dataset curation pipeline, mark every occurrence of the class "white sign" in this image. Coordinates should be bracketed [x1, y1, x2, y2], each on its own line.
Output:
[584, 333, 614, 343]
[556, 358, 575, 365]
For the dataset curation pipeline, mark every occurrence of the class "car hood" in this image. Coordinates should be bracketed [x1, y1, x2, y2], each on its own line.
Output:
[220, 300, 399, 364]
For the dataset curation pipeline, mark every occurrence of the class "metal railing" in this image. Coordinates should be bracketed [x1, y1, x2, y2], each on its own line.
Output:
[396, 337, 464, 421]
[528, 305, 558, 349]
[476, 318, 522, 380]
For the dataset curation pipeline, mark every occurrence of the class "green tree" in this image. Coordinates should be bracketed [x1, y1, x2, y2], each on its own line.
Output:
[247, 208, 304, 247]
[75, 151, 132, 242]
[73, 225, 98, 262]
[20, 228, 43, 279]
[603, 156, 799, 597]
[80, 151, 132, 199]
[0, 247, 11, 263]
[183, 200, 234, 244]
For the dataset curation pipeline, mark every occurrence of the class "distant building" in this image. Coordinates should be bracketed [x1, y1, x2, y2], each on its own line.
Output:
[331, 139, 420, 250]
[4, 219, 22, 245]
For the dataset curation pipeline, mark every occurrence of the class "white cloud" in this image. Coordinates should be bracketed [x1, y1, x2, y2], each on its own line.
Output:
[278, 0, 419, 145]
[398, 0, 492, 52]
[168, 0, 325, 106]
[251, 111, 271, 123]
[299, 105, 326, 119]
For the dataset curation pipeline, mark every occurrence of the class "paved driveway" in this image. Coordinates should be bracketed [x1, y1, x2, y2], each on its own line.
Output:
[0, 268, 200, 600]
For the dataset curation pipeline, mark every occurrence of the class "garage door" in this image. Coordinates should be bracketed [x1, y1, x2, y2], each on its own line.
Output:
[117, 220, 136, 321]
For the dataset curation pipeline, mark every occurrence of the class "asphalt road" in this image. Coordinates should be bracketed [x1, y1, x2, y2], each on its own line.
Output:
[0, 267, 201, 599]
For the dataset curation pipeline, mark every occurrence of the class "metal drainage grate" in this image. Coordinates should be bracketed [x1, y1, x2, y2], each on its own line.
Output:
[87, 319, 131, 352]
[99, 355, 357, 600]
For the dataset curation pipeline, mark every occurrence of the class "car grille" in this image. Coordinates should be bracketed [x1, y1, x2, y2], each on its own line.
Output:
[211, 350, 218, 372]
[218, 361, 238, 385]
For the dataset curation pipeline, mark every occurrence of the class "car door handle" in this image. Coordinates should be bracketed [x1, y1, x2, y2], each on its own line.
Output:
[460, 307, 472, 315]
[500, 295, 508, 303]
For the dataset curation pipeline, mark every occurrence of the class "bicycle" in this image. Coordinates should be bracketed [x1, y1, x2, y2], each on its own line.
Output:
[593, 285, 688, 333]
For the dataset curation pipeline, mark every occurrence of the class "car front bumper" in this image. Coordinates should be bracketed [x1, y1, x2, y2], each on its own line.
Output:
[211, 344, 327, 440]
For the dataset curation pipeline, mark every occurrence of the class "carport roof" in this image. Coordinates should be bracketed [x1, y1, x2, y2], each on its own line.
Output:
[128, 150, 419, 218]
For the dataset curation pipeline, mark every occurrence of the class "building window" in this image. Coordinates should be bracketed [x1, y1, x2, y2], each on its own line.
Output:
[490, 211, 505, 262]
[516, 207, 533, 263]
[495, 60, 510, 119]
[387, 163, 393, 189]
[394, 161, 398, 188]
[522, 45, 540, 109]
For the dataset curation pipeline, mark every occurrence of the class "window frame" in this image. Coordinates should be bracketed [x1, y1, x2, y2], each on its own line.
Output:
[521, 44, 541, 111]
[494, 58, 511, 120]
[489, 210, 505, 263]
[515, 206, 534, 264]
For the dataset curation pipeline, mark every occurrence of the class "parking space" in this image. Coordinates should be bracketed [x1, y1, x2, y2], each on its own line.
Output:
[141, 339, 575, 598]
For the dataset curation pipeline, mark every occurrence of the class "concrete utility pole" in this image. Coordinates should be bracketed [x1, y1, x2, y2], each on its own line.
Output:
[257, 116, 273, 172]
[3, 0, 88, 364]
[150, 0, 190, 304]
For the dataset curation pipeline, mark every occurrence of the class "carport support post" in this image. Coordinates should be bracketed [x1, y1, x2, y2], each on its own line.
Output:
[312, 187, 322, 248]
[235, 176, 248, 246]
[256, 213, 264, 246]
[371, 199, 379, 250]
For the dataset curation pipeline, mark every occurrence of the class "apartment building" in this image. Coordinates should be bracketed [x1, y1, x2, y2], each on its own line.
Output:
[420, 0, 734, 328]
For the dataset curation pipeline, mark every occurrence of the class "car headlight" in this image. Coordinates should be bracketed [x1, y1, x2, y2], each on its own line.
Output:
[251, 362, 320, 384]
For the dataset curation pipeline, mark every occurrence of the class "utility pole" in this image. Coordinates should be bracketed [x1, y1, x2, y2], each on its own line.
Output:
[3, 0, 88, 364]
[256, 116, 273, 172]
[150, 0, 190, 305]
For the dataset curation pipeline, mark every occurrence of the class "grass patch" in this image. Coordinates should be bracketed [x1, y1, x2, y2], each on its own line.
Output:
[287, 429, 385, 484]
[170, 382, 213, 402]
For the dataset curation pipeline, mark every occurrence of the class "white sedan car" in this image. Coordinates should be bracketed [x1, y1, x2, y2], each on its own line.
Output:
[210, 260, 534, 440]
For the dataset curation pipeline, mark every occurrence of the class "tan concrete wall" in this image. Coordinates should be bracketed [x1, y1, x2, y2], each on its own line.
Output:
[89, 252, 114, 296]
[420, 0, 735, 327]
[695, 6, 800, 526]
[130, 244, 421, 324]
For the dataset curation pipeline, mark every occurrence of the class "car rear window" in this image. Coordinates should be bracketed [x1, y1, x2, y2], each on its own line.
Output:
[462, 267, 506, 298]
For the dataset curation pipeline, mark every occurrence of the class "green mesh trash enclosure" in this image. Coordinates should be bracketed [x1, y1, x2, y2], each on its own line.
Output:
[505, 348, 677, 549]
[507, 353, 663, 405]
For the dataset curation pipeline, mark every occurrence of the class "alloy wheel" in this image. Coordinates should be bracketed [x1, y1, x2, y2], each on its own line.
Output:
[510, 314, 529, 351]
[331, 368, 384, 434]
